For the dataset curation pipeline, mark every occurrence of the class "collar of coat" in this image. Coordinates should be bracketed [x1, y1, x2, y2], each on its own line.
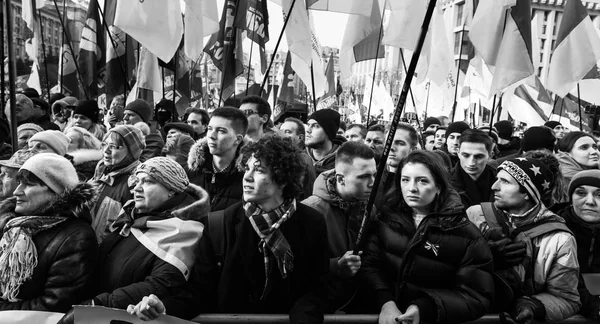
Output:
[187, 137, 244, 174]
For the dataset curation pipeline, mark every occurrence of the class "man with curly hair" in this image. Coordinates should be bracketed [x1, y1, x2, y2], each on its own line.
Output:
[128, 134, 328, 323]
[302, 141, 377, 313]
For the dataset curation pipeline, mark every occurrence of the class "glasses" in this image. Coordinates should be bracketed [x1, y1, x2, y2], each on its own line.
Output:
[101, 142, 123, 151]
[241, 109, 257, 117]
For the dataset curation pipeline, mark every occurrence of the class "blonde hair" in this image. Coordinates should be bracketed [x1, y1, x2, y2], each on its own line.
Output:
[65, 126, 102, 151]
[64, 119, 106, 141]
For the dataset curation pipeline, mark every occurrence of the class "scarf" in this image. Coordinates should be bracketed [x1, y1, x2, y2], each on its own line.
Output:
[244, 199, 296, 299]
[0, 215, 67, 301]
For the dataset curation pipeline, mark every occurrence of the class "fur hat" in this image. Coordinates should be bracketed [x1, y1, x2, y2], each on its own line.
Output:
[498, 157, 553, 205]
[568, 170, 600, 199]
[135, 157, 189, 193]
[28, 130, 70, 156]
[73, 100, 100, 123]
[308, 109, 340, 141]
[106, 125, 146, 160]
[20, 153, 79, 193]
[124, 99, 153, 123]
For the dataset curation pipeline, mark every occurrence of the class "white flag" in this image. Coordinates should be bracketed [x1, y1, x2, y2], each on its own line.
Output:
[184, 0, 219, 61]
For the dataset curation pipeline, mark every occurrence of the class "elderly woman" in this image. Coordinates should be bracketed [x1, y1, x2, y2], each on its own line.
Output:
[63, 100, 106, 141]
[0, 153, 97, 311]
[65, 126, 103, 181]
[28, 130, 70, 156]
[51, 96, 77, 131]
[89, 125, 145, 243]
[553, 170, 600, 321]
[360, 150, 494, 324]
[556, 131, 600, 185]
[16, 123, 43, 150]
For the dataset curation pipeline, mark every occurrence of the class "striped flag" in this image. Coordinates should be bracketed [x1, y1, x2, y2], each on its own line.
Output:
[235, 0, 269, 73]
[77, 0, 105, 98]
[58, 17, 80, 98]
[547, 0, 600, 97]
[316, 53, 336, 110]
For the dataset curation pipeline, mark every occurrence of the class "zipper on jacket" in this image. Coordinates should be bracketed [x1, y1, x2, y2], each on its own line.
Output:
[589, 233, 596, 268]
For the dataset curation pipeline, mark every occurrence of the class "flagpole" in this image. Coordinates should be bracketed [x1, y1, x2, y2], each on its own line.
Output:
[161, 67, 165, 99]
[365, 0, 386, 126]
[424, 81, 431, 119]
[95, 0, 130, 93]
[558, 96, 564, 123]
[245, 15, 258, 96]
[173, 49, 177, 117]
[578, 83, 583, 130]
[0, 0, 5, 109]
[52, 0, 88, 99]
[451, 22, 467, 123]
[549, 95, 559, 120]
[496, 94, 503, 124]
[354, 0, 437, 254]
[204, 56, 209, 109]
[36, 8, 51, 98]
[59, 0, 66, 93]
[259, 0, 297, 93]
[5, 0, 18, 152]
[310, 63, 317, 112]
[488, 94, 497, 132]
[399, 49, 423, 137]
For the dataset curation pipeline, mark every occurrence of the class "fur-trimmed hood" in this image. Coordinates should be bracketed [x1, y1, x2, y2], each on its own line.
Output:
[187, 138, 244, 173]
[171, 183, 211, 221]
[0, 182, 97, 225]
[68, 149, 103, 166]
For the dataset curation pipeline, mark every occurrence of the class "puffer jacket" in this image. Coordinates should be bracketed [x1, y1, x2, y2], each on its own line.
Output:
[467, 203, 581, 321]
[0, 183, 98, 312]
[67, 149, 103, 181]
[187, 139, 244, 212]
[88, 160, 140, 243]
[91, 184, 209, 310]
[360, 190, 494, 323]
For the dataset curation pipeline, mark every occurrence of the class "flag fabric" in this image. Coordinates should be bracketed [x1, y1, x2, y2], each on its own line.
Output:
[184, 0, 219, 61]
[105, 26, 134, 104]
[382, 1, 427, 51]
[58, 17, 80, 98]
[235, 0, 269, 73]
[281, 0, 326, 97]
[339, 0, 384, 80]
[415, 2, 453, 88]
[470, 0, 534, 95]
[136, 47, 162, 93]
[77, 0, 106, 98]
[316, 53, 336, 110]
[204, 0, 244, 100]
[306, 0, 374, 16]
[114, 0, 183, 63]
[26, 61, 41, 95]
[547, 0, 600, 97]
[553, 94, 593, 131]
[22, 0, 42, 62]
[504, 82, 552, 126]
[277, 52, 296, 104]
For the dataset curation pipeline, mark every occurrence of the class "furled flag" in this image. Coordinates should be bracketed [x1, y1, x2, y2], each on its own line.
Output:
[339, 0, 384, 80]
[114, 0, 183, 63]
[77, 0, 105, 98]
[184, 0, 219, 61]
[470, 0, 534, 95]
[204, 0, 244, 100]
[58, 17, 80, 98]
[26, 61, 41, 95]
[235, 0, 269, 73]
[547, 0, 600, 97]
[316, 53, 336, 110]
[306, 0, 374, 17]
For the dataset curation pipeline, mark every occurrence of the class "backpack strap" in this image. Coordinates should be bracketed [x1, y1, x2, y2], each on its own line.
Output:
[481, 202, 500, 229]
[207, 210, 226, 271]
[519, 219, 573, 239]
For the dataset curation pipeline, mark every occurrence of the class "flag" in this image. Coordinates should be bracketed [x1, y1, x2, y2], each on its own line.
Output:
[339, 0, 384, 80]
[382, 1, 427, 51]
[547, 0, 600, 97]
[503, 81, 552, 126]
[470, 0, 534, 95]
[22, 0, 43, 62]
[114, 0, 183, 63]
[26, 61, 41, 95]
[137, 47, 162, 93]
[58, 18, 80, 98]
[235, 0, 269, 73]
[281, 0, 326, 97]
[184, 0, 219, 61]
[553, 94, 593, 131]
[204, 0, 244, 100]
[316, 53, 336, 110]
[306, 0, 374, 16]
[277, 52, 296, 104]
[415, 2, 453, 88]
[105, 26, 133, 104]
[77, 0, 105, 98]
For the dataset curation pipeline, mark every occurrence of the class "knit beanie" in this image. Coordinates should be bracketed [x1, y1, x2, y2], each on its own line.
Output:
[556, 131, 592, 153]
[20, 153, 79, 194]
[106, 125, 146, 160]
[308, 109, 340, 141]
[135, 157, 189, 193]
[125, 99, 153, 123]
[17, 123, 43, 134]
[28, 130, 70, 156]
[544, 121, 562, 129]
[520, 126, 555, 152]
[494, 120, 514, 140]
[568, 170, 600, 199]
[423, 117, 441, 130]
[445, 121, 470, 139]
[73, 99, 100, 123]
[498, 157, 553, 205]
[477, 125, 499, 143]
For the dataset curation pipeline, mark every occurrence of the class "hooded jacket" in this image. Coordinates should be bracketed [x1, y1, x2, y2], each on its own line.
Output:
[67, 149, 104, 181]
[187, 139, 244, 212]
[0, 183, 98, 312]
[360, 190, 494, 323]
[556, 151, 588, 185]
[91, 184, 209, 310]
[306, 137, 344, 176]
[467, 203, 581, 321]
[450, 163, 496, 208]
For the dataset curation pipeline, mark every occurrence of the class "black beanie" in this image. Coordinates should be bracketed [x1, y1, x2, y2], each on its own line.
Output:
[445, 121, 470, 139]
[544, 121, 562, 129]
[494, 120, 513, 140]
[308, 109, 340, 141]
[73, 100, 100, 123]
[423, 117, 441, 130]
[521, 126, 555, 152]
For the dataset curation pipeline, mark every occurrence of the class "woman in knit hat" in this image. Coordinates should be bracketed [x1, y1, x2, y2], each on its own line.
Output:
[556, 131, 599, 185]
[16, 123, 43, 150]
[64, 126, 103, 181]
[28, 130, 70, 156]
[63, 100, 106, 141]
[553, 170, 600, 321]
[88, 125, 146, 243]
[0, 153, 97, 312]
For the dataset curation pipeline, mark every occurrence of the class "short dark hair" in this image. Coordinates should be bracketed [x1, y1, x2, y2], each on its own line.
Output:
[284, 117, 305, 136]
[556, 131, 595, 153]
[339, 121, 347, 132]
[335, 141, 375, 165]
[347, 124, 367, 139]
[17, 169, 47, 188]
[422, 131, 435, 144]
[186, 107, 210, 125]
[459, 129, 494, 153]
[367, 124, 385, 133]
[241, 95, 271, 121]
[394, 122, 418, 147]
[211, 107, 249, 136]
[238, 134, 304, 199]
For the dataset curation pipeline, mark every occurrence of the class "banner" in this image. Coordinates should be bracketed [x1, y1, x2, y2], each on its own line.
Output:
[235, 0, 269, 73]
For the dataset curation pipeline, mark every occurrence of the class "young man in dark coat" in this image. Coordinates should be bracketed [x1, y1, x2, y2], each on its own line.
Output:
[129, 135, 328, 323]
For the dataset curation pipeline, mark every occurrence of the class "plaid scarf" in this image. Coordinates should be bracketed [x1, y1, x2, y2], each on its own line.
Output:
[0, 216, 67, 301]
[244, 199, 296, 300]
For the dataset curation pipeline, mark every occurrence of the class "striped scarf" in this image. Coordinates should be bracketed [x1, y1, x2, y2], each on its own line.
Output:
[244, 199, 296, 300]
[0, 216, 67, 301]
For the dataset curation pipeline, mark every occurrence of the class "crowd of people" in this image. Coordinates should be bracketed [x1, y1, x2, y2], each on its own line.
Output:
[0, 88, 599, 324]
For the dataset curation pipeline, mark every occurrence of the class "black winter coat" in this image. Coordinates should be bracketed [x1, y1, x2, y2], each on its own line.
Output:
[450, 163, 496, 209]
[163, 202, 329, 323]
[0, 183, 98, 312]
[359, 191, 494, 324]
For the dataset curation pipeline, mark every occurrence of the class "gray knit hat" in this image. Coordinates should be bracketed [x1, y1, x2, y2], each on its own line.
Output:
[20, 153, 79, 194]
[568, 170, 600, 199]
[135, 157, 189, 193]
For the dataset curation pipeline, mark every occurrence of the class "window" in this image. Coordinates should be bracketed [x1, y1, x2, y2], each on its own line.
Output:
[542, 10, 549, 35]
[456, 3, 464, 27]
